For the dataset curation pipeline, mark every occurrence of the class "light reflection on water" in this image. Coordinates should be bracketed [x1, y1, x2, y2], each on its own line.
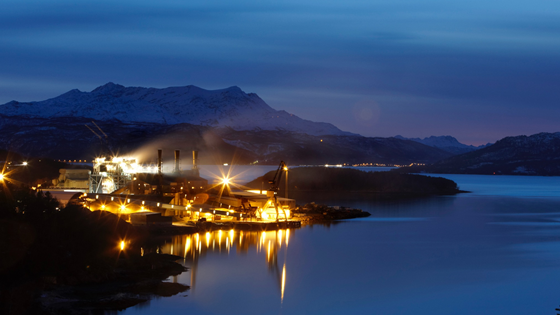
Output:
[140, 229, 293, 308]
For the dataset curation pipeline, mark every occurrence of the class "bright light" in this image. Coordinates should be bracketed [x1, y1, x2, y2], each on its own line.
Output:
[120, 240, 125, 251]
[222, 177, 230, 185]
[22, 161, 28, 166]
[0, 174, 3, 181]
[283, 166, 288, 171]
[281, 264, 286, 303]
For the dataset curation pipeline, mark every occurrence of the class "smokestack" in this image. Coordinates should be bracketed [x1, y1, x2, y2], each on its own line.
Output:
[157, 149, 163, 174]
[192, 151, 198, 169]
[192, 150, 199, 176]
[174, 150, 180, 173]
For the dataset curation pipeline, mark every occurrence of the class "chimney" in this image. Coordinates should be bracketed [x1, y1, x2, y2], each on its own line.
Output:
[157, 149, 163, 174]
[174, 150, 180, 173]
[192, 150, 199, 176]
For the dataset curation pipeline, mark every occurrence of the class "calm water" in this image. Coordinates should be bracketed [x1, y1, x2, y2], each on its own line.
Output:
[121, 168, 560, 315]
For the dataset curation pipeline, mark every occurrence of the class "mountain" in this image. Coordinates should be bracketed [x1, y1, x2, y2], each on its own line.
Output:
[0, 83, 453, 165]
[0, 83, 352, 137]
[0, 114, 452, 165]
[425, 132, 560, 175]
[395, 135, 490, 155]
[0, 114, 257, 164]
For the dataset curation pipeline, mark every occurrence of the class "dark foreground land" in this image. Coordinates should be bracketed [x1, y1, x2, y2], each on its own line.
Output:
[39, 254, 188, 315]
[0, 187, 189, 315]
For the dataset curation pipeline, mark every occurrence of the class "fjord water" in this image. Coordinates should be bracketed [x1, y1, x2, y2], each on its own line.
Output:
[121, 169, 560, 315]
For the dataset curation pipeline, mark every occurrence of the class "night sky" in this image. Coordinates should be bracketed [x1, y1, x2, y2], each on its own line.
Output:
[1, 0, 559, 145]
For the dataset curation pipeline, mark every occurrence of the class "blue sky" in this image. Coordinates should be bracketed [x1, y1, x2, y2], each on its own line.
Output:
[1, 0, 559, 144]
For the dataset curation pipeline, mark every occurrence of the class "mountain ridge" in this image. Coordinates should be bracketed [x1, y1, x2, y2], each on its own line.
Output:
[0, 82, 353, 137]
[423, 132, 560, 175]
[395, 135, 491, 154]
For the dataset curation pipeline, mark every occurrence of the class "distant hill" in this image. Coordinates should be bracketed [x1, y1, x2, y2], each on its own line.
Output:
[245, 167, 461, 195]
[395, 135, 490, 155]
[425, 132, 560, 175]
[217, 128, 453, 165]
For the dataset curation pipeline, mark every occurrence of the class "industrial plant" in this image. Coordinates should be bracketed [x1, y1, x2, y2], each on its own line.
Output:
[49, 149, 297, 228]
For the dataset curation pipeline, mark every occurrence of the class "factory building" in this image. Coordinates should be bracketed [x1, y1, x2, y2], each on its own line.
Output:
[73, 149, 295, 223]
[51, 169, 90, 189]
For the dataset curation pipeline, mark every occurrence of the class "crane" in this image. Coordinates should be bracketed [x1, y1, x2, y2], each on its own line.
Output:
[267, 161, 288, 222]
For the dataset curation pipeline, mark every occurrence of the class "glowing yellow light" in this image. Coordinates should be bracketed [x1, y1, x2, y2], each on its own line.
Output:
[281, 264, 286, 303]
[22, 161, 28, 166]
[267, 240, 271, 262]
[222, 177, 230, 185]
[120, 205, 125, 211]
[229, 229, 234, 240]
[283, 166, 288, 171]
[0, 174, 4, 181]
[101, 204, 106, 210]
[120, 240, 125, 251]
[185, 237, 191, 256]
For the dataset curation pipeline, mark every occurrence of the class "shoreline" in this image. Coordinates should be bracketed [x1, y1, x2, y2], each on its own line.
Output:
[38, 254, 189, 315]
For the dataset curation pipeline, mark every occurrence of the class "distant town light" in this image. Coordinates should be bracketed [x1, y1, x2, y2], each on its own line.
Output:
[22, 161, 28, 166]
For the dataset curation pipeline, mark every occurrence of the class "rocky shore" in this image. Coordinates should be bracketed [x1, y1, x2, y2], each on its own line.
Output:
[38, 254, 189, 315]
[292, 203, 371, 224]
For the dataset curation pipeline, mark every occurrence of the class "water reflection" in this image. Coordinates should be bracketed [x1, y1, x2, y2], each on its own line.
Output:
[144, 229, 292, 301]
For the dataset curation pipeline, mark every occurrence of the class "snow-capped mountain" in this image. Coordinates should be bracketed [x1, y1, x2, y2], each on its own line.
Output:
[0, 83, 352, 136]
[394, 135, 490, 155]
